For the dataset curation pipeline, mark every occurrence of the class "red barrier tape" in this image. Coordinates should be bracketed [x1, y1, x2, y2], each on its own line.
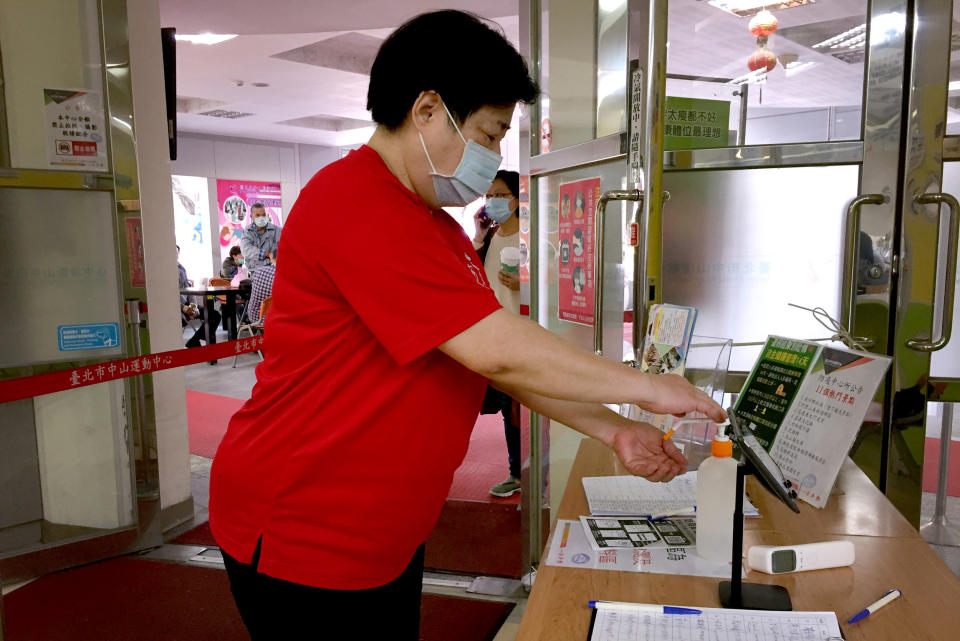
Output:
[0, 336, 265, 404]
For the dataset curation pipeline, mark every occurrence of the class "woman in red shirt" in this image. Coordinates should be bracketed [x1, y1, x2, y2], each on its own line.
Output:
[210, 10, 726, 640]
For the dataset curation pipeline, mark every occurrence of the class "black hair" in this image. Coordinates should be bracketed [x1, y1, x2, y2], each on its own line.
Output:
[229, 246, 242, 257]
[251, 202, 266, 211]
[494, 170, 519, 199]
[367, 10, 539, 130]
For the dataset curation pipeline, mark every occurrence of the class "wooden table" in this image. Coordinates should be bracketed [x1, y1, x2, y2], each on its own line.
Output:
[516, 439, 960, 641]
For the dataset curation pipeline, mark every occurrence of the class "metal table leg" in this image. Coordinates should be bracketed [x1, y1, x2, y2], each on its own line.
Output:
[204, 294, 217, 365]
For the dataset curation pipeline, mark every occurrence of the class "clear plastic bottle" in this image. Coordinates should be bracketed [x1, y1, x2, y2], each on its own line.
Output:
[696, 430, 738, 563]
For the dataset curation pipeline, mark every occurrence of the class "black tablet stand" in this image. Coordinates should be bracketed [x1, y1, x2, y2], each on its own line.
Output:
[718, 459, 792, 611]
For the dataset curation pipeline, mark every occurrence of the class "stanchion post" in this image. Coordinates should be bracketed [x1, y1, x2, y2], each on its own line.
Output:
[921, 403, 960, 546]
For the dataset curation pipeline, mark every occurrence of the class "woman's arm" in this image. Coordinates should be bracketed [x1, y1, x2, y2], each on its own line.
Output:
[495, 383, 688, 482]
[438, 309, 726, 423]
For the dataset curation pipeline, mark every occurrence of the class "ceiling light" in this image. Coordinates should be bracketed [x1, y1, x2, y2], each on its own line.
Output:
[198, 109, 254, 119]
[598, 0, 626, 12]
[949, 80, 960, 92]
[784, 61, 817, 77]
[175, 33, 237, 45]
[707, 0, 814, 19]
[812, 24, 866, 49]
[729, 69, 768, 86]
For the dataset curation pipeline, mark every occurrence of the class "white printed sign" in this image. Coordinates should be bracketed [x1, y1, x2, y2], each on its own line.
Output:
[45, 88, 107, 171]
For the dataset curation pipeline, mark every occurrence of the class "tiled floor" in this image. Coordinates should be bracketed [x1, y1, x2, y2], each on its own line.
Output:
[920, 491, 960, 575]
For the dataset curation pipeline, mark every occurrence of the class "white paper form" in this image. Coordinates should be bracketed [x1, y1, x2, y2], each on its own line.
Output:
[582, 472, 759, 517]
[590, 606, 842, 641]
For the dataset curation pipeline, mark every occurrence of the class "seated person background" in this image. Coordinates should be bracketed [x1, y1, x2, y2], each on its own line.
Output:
[178, 245, 221, 348]
[221, 246, 244, 279]
[247, 247, 277, 323]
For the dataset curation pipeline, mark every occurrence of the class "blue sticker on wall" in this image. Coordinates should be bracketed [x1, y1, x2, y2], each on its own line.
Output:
[58, 323, 120, 351]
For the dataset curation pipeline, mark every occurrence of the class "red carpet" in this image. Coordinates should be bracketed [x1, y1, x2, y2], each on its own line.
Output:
[923, 437, 960, 496]
[449, 413, 522, 504]
[186, 390, 244, 459]
[2, 556, 511, 641]
[425, 500, 521, 577]
[3, 557, 247, 640]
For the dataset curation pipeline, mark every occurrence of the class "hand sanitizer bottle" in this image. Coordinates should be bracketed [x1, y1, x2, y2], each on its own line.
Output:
[696, 428, 737, 563]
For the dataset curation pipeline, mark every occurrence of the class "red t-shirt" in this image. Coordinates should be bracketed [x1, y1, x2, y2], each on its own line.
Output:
[209, 145, 501, 589]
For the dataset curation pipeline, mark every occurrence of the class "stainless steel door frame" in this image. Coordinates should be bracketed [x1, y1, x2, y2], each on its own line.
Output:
[878, 0, 957, 524]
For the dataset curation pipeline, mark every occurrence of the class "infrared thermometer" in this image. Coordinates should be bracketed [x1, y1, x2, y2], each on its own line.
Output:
[747, 541, 855, 574]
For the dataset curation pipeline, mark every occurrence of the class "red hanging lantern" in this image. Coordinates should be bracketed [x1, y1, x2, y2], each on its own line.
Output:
[747, 48, 777, 73]
[749, 10, 778, 37]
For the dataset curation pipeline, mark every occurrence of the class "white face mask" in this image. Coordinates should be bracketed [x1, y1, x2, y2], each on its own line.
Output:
[419, 100, 502, 206]
[254, 216, 268, 228]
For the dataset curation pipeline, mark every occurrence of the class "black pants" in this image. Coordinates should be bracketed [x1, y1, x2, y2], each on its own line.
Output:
[483, 387, 522, 479]
[183, 308, 221, 347]
[222, 539, 425, 640]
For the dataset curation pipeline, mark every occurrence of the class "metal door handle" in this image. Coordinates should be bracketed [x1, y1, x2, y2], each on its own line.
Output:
[907, 192, 960, 352]
[840, 194, 885, 341]
[594, 189, 641, 355]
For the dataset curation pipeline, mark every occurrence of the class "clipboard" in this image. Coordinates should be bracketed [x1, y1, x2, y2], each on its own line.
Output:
[727, 410, 800, 513]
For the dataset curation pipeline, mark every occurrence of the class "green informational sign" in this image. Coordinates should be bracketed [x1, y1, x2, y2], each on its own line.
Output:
[663, 96, 730, 150]
[734, 337, 818, 450]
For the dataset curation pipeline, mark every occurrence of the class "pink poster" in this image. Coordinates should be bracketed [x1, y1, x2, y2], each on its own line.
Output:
[557, 177, 601, 325]
[216, 179, 282, 263]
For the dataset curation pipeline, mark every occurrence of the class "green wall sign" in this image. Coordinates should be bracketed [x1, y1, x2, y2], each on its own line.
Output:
[664, 96, 730, 150]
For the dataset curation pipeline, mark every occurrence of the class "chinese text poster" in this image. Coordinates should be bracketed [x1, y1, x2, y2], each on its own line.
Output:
[557, 177, 601, 325]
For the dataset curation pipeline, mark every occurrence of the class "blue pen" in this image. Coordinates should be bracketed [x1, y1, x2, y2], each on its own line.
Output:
[588, 600, 701, 615]
[648, 507, 696, 522]
[847, 588, 902, 624]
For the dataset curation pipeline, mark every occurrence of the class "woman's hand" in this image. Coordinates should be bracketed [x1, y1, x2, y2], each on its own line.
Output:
[472, 208, 496, 244]
[611, 422, 688, 482]
[498, 269, 520, 291]
[638, 374, 727, 423]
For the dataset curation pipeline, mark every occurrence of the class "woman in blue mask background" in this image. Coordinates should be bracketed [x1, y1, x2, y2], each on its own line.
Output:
[472, 170, 523, 497]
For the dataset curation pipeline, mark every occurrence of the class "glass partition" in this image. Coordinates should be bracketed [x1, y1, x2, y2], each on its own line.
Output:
[0, 188, 123, 368]
[661, 165, 860, 371]
[0, 381, 135, 555]
[0, 0, 107, 170]
[534, 158, 630, 515]
[667, 0, 868, 146]
[946, 0, 960, 135]
[538, 0, 627, 151]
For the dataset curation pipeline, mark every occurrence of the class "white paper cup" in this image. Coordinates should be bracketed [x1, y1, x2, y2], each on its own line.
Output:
[500, 246, 521, 274]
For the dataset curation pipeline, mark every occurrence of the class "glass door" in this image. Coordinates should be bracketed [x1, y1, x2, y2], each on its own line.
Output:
[521, 0, 958, 572]
[0, 0, 154, 586]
